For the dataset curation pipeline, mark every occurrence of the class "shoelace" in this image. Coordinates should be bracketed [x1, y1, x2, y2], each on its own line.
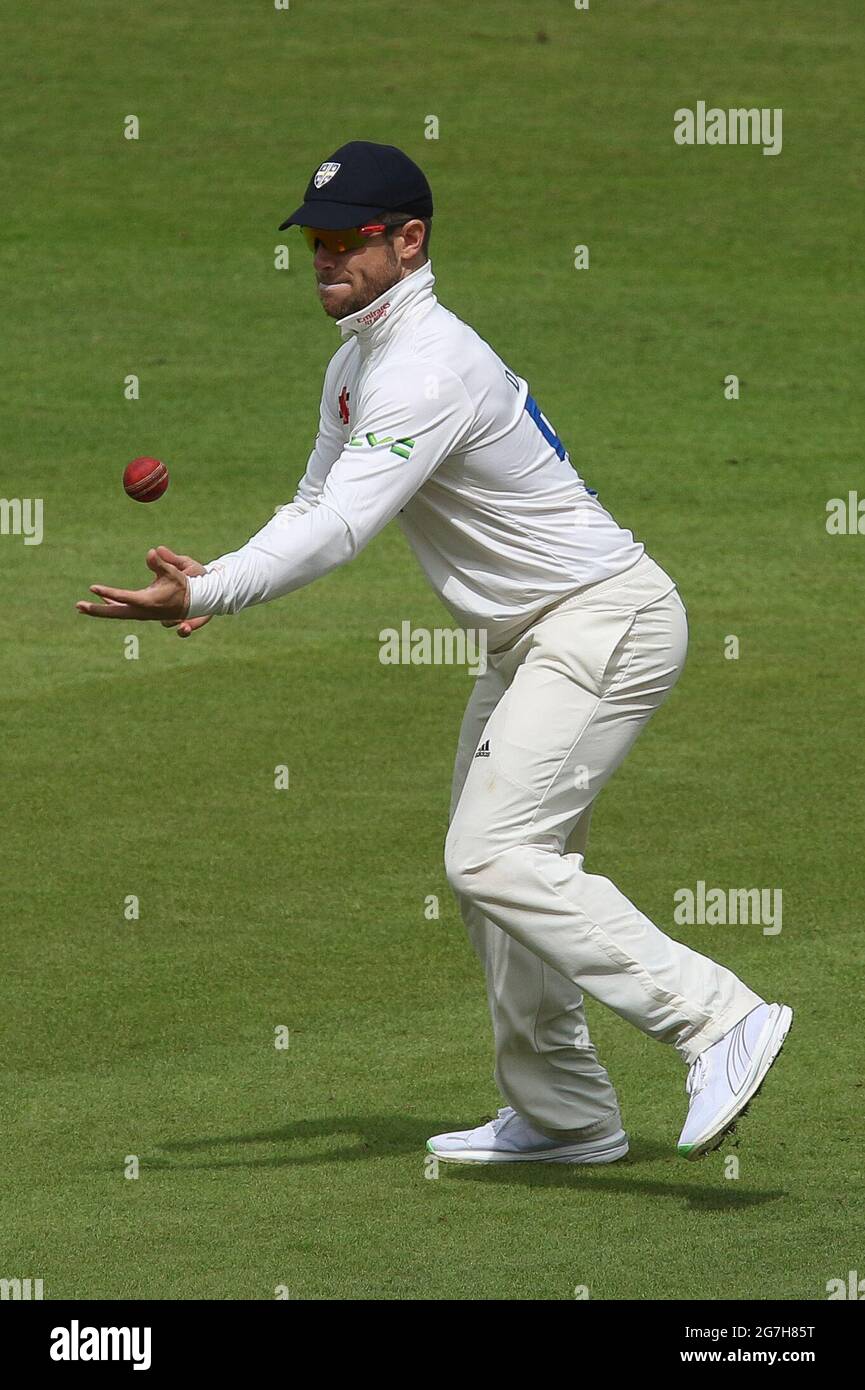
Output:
[686, 1054, 709, 1100]
[488, 1106, 515, 1134]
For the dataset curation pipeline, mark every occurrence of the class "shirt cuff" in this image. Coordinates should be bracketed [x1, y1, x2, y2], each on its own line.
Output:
[186, 566, 227, 619]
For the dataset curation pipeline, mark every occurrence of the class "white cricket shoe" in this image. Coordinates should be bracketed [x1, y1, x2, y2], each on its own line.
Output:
[426, 1107, 629, 1164]
[677, 1002, 793, 1160]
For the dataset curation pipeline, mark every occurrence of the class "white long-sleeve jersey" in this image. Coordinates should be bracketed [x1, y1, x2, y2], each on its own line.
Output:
[186, 259, 646, 649]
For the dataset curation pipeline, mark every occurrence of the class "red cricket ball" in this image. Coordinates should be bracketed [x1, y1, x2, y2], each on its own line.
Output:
[123, 456, 169, 503]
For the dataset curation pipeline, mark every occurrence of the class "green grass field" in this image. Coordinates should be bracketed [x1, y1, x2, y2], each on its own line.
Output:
[2, 0, 863, 1300]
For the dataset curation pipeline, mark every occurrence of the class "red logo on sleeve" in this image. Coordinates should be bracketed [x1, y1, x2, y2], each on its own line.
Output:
[338, 386, 350, 425]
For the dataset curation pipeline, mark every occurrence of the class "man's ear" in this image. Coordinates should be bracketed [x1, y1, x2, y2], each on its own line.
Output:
[400, 219, 427, 260]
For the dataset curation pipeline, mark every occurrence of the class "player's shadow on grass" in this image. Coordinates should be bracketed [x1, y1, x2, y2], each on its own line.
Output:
[148, 1119, 786, 1207]
[153, 1115, 434, 1169]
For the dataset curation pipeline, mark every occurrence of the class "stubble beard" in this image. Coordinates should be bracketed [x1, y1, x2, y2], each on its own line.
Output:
[318, 246, 401, 320]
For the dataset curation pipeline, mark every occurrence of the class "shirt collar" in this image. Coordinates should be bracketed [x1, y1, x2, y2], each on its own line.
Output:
[336, 260, 436, 344]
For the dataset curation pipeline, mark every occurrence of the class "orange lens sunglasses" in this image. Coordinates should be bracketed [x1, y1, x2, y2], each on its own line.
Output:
[301, 223, 396, 254]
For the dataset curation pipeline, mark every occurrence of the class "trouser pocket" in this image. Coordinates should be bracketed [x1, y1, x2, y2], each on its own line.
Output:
[528, 604, 639, 700]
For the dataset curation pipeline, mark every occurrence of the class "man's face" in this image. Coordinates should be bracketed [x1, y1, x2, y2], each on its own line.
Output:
[311, 222, 423, 319]
[310, 218, 428, 318]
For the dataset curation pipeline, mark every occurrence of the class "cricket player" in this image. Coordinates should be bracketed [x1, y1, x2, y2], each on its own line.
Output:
[77, 141, 792, 1163]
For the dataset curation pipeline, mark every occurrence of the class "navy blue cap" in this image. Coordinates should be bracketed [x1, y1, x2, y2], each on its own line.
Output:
[278, 141, 433, 230]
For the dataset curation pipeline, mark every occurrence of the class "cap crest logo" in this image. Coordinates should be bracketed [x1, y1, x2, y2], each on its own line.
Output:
[314, 161, 341, 189]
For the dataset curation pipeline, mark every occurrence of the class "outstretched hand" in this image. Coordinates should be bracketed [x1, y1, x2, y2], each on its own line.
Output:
[76, 546, 197, 626]
[156, 548, 213, 638]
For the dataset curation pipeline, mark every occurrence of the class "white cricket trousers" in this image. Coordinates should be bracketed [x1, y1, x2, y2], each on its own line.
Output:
[444, 551, 764, 1142]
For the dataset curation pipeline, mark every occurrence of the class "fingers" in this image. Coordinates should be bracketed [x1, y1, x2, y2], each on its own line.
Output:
[77, 581, 177, 621]
[146, 550, 191, 617]
[155, 545, 190, 567]
[76, 599, 148, 620]
[155, 545, 206, 577]
[87, 584, 144, 604]
[177, 615, 212, 638]
[78, 551, 192, 624]
[160, 614, 212, 636]
[146, 547, 178, 579]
